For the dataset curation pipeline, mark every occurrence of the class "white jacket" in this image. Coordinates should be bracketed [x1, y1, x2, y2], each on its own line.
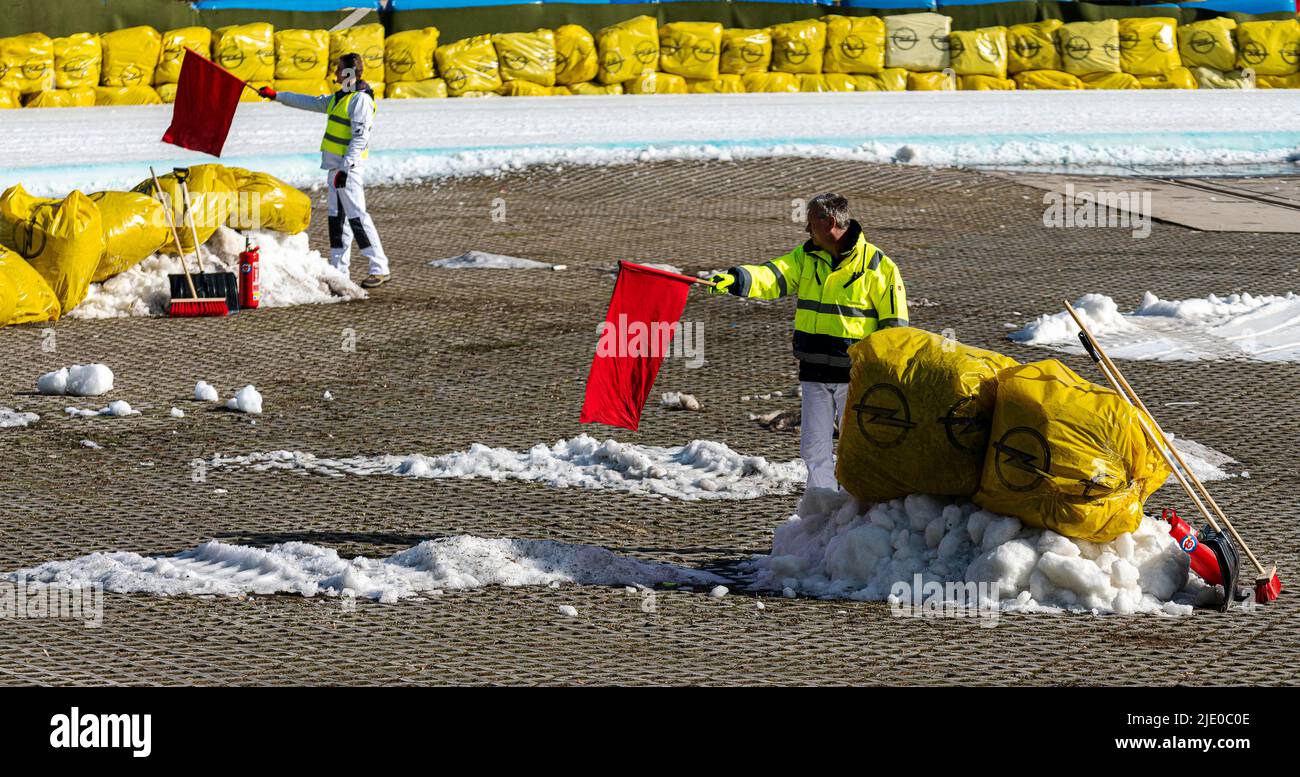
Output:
[276, 87, 376, 171]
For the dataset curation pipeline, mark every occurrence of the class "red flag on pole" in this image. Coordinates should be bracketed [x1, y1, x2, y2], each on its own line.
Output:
[580, 262, 697, 431]
[161, 49, 245, 157]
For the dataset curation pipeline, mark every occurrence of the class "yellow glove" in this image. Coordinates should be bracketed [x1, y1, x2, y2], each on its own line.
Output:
[708, 272, 735, 295]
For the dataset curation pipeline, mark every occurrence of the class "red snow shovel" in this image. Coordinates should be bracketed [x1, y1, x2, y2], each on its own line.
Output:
[1064, 301, 1282, 605]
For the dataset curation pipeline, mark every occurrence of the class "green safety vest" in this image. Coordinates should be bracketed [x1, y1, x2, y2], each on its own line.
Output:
[320, 91, 374, 159]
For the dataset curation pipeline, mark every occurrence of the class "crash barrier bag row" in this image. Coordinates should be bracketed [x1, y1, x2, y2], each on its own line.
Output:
[837, 327, 1019, 505]
[823, 15, 885, 75]
[950, 26, 1008, 79]
[0, 247, 61, 325]
[53, 33, 100, 89]
[659, 22, 722, 81]
[275, 28, 330, 81]
[100, 26, 161, 87]
[885, 12, 950, 72]
[597, 15, 659, 85]
[157, 27, 211, 85]
[974, 359, 1172, 543]
[0, 186, 104, 314]
[435, 34, 502, 96]
[720, 29, 771, 75]
[555, 24, 598, 85]
[770, 19, 825, 75]
[495, 29, 556, 86]
[0, 33, 54, 95]
[331, 22, 385, 86]
[386, 27, 439, 83]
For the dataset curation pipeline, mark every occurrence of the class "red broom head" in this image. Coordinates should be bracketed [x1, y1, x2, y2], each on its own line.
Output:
[169, 299, 229, 318]
[1256, 573, 1282, 604]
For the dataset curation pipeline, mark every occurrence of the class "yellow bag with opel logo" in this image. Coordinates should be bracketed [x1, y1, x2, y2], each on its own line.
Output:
[214, 23, 274, 83]
[225, 168, 312, 235]
[276, 29, 330, 81]
[1235, 19, 1300, 76]
[769, 19, 826, 74]
[0, 33, 55, 95]
[907, 70, 956, 90]
[1179, 17, 1237, 73]
[157, 27, 211, 85]
[1008, 19, 1062, 73]
[1119, 17, 1180, 76]
[822, 15, 885, 75]
[53, 33, 101, 89]
[0, 186, 104, 315]
[494, 29, 556, 86]
[975, 360, 1171, 543]
[554, 25, 597, 85]
[659, 22, 722, 81]
[1058, 20, 1121, 76]
[385, 28, 439, 83]
[720, 29, 771, 74]
[950, 26, 1008, 79]
[1136, 67, 1196, 89]
[86, 191, 169, 282]
[386, 78, 447, 98]
[596, 15, 659, 84]
[100, 26, 162, 87]
[330, 22, 386, 85]
[0, 247, 60, 325]
[885, 12, 951, 72]
[836, 327, 1018, 505]
[0, 87, 18, 109]
[435, 35, 502, 97]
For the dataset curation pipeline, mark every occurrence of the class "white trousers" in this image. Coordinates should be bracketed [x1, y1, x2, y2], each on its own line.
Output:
[327, 169, 389, 276]
[801, 381, 849, 491]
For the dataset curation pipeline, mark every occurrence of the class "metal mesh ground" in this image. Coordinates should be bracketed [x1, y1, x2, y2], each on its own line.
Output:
[1, 158, 1296, 686]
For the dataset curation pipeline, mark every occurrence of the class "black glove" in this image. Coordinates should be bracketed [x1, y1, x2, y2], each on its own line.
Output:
[333, 169, 348, 189]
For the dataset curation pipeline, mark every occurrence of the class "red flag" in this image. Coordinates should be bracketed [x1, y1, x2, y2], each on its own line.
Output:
[580, 262, 696, 431]
[161, 49, 245, 157]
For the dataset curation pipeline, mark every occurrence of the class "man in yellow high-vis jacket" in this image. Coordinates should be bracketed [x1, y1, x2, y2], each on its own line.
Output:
[709, 193, 908, 491]
[259, 53, 390, 288]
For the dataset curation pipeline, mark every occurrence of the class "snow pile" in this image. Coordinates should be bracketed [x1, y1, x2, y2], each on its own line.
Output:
[1, 407, 39, 428]
[427, 250, 556, 269]
[69, 228, 365, 319]
[1167, 433, 1241, 483]
[170, 407, 184, 418]
[194, 381, 219, 402]
[1011, 292, 1300, 362]
[65, 400, 139, 418]
[225, 385, 263, 414]
[212, 434, 806, 501]
[660, 392, 701, 411]
[37, 364, 114, 396]
[748, 490, 1214, 615]
[5, 534, 726, 603]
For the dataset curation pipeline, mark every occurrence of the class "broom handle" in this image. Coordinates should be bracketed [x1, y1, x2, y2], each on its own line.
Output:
[176, 176, 208, 279]
[1064, 301, 1267, 576]
[150, 167, 199, 300]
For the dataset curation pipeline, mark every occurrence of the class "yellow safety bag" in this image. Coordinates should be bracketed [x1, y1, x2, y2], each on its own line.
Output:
[386, 79, 446, 98]
[53, 33, 101, 90]
[24, 87, 95, 108]
[960, 74, 1016, 90]
[1235, 19, 1300, 76]
[1080, 71, 1141, 89]
[769, 19, 826, 74]
[1059, 20, 1121, 75]
[1178, 17, 1237, 73]
[0, 33, 55, 95]
[494, 29, 556, 86]
[975, 360, 1171, 543]
[908, 70, 956, 90]
[848, 74, 882, 91]
[1008, 19, 1062, 73]
[1257, 73, 1300, 88]
[741, 71, 799, 92]
[836, 328, 1018, 504]
[330, 22, 386, 85]
[797, 73, 856, 92]
[435, 35, 502, 96]
[86, 191, 169, 282]
[1013, 69, 1084, 89]
[658, 22, 722, 81]
[554, 25, 597, 85]
[1191, 66, 1251, 89]
[568, 81, 622, 95]
[0, 87, 18, 109]
[275, 29, 330, 81]
[1136, 67, 1196, 89]
[100, 26, 162, 87]
[157, 27, 211, 85]
[822, 15, 885, 75]
[213, 23, 274, 84]
[93, 86, 162, 105]
[596, 15, 659, 84]
[384, 28, 439, 83]
[951, 26, 1009, 79]
[157, 82, 177, 103]
[625, 70, 687, 94]
[0, 247, 60, 324]
[1119, 17, 1180, 76]
[224, 168, 312, 234]
[687, 74, 745, 93]
[499, 80, 552, 96]
[273, 78, 333, 96]
[720, 29, 771, 74]
[0, 186, 104, 315]
[133, 164, 240, 253]
[885, 12, 951, 72]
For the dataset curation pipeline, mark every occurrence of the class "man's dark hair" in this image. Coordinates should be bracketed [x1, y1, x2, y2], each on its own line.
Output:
[808, 193, 850, 229]
[338, 52, 364, 77]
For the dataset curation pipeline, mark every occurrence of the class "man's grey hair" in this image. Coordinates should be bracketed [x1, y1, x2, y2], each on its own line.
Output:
[808, 193, 850, 229]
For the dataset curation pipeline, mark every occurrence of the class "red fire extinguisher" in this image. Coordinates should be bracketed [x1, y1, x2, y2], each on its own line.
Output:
[239, 238, 260, 310]
[1164, 507, 1222, 585]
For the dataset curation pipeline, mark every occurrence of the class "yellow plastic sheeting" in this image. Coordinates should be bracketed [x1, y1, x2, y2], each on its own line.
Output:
[960, 74, 1016, 90]
[596, 15, 659, 85]
[797, 73, 856, 92]
[848, 74, 882, 91]
[568, 81, 622, 95]
[1008, 19, 1062, 74]
[93, 86, 162, 105]
[951, 26, 1008, 79]
[719, 29, 771, 75]
[157, 27, 211, 85]
[157, 82, 177, 103]
[100, 26, 160, 87]
[212, 24, 274, 84]
[85, 191, 168, 282]
[1136, 67, 1196, 89]
[0, 33, 55, 95]
[385, 79, 447, 98]
[435, 35, 502, 96]
[822, 15, 886, 75]
[0, 87, 18, 108]
[741, 71, 798, 92]
[1235, 19, 1300, 76]
[1178, 17, 1237, 73]
[225, 168, 312, 235]
[975, 360, 1171, 543]
[686, 74, 745, 93]
[908, 70, 956, 90]
[0, 186, 104, 314]
[494, 29, 556, 87]
[659, 22, 722, 81]
[133, 164, 240, 254]
[273, 78, 333, 96]
[1191, 66, 1252, 89]
[499, 80, 553, 96]
[384, 28, 438, 83]
[625, 70, 687, 94]
[1258, 73, 1300, 88]
[275, 29, 330, 81]
[1013, 69, 1084, 89]
[1119, 17, 1180, 76]
[884, 12, 951, 72]
[837, 328, 1019, 504]
[1059, 20, 1121, 76]
[0, 248, 60, 325]
[24, 87, 95, 108]
[554, 25, 598, 86]
[1080, 71, 1140, 89]
[330, 23, 386, 85]
[769, 19, 826, 75]
[53, 33, 101, 90]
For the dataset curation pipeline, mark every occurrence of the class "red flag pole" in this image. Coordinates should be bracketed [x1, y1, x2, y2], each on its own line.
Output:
[619, 261, 716, 287]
